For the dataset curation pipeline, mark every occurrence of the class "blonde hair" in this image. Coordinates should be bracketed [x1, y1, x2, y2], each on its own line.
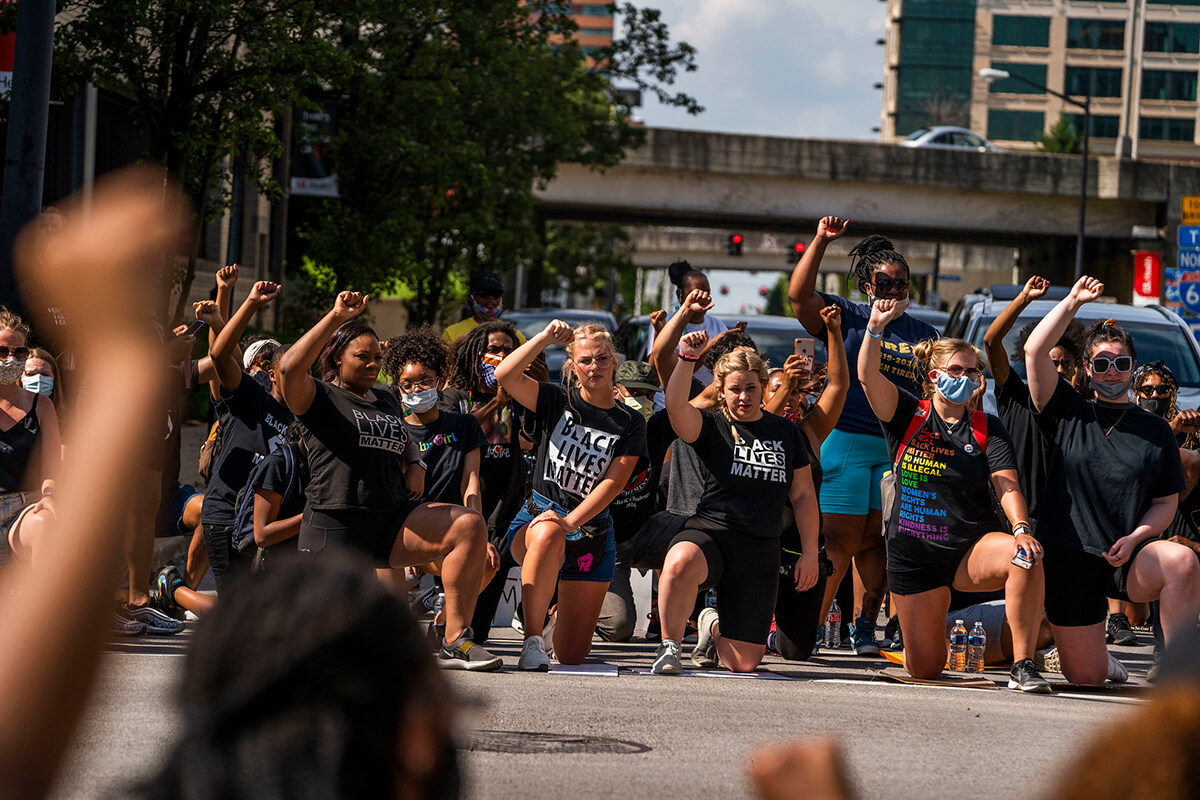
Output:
[561, 323, 617, 389]
[713, 348, 769, 419]
[0, 307, 31, 345]
[912, 337, 984, 400]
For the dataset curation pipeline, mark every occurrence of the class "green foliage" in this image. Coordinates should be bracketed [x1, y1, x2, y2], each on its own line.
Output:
[1038, 112, 1081, 154]
[763, 273, 790, 316]
[543, 222, 635, 312]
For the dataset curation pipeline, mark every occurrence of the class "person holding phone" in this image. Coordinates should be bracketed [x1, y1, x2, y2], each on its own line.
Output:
[787, 216, 940, 656]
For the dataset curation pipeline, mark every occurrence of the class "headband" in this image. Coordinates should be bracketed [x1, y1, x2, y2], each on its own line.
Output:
[243, 339, 281, 369]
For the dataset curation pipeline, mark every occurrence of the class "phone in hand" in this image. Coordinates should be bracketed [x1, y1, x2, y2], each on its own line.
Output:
[1011, 549, 1033, 570]
[177, 319, 206, 339]
[794, 337, 815, 370]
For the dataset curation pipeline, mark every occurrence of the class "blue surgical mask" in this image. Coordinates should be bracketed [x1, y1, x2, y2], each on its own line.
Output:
[21, 375, 53, 396]
[935, 371, 978, 405]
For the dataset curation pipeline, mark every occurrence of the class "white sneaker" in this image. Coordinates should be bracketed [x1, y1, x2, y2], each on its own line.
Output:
[1106, 652, 1129, 684]
[691, 607, 719, 668]
[652, 639, 683, 674]
[518, 634, 551, 672]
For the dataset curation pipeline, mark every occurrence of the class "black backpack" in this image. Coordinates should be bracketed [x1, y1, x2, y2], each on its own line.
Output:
[231, 444, 304, 554]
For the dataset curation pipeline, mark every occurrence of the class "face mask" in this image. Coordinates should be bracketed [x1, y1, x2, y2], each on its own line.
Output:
[935, 371, 978, 405]
[251, 369, 273, 393]
[479, 359, 499, 389]
[471, 296, 504, 319]
[1091, 377, 1132, 401]
[0, 358, 24, 386]
[21, 375, 53, 396]
[622, 394, 653, 421]
[401, 387, 439, 413]
[1137, 396, 1170, 417]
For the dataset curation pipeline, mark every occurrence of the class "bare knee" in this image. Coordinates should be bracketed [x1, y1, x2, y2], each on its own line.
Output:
[524, 520, 565, 557]
[661, 548, 703, 586]
[904, 653, 945, 681]
[1062, 661, 1107, 686]
[1167, 548, 1200, 590]
[448, 510, 487, 549]
[724, 652, 764, 673]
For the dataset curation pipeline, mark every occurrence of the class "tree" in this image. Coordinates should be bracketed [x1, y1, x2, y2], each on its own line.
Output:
[55, 1, 336, 322]
[303, 0, 699, 323]
[543, 222, 635, 312]
[1038, 112, 1081, 154]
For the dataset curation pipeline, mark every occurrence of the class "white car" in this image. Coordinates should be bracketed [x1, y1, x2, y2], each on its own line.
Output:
[898, 126, 1000, 153]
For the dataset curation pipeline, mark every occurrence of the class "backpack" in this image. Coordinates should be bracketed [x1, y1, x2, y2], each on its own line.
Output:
[879, 400, 987, 528]
[231, 444, 304, 555]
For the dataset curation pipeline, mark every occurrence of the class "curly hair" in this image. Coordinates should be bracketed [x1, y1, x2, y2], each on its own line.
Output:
[846, 235, 910, 295]
[912, 337, 985, 400]
[381, 326, 449, 384]
[1133, 361, 1198, 449]
[712, 348, 770, 419]
[0, 306, 32, 345]
[1012, 319, 1085, 365]
[318, 321, 378, 383]
[562, 323, 618, 389]
[702, 329, 758, 371]
[446, 320, 519, 391]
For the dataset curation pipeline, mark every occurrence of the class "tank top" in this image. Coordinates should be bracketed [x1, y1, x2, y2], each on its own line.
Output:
[0, 397, 40, 493]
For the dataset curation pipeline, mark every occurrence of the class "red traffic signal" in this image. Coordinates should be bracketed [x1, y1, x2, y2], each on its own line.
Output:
[788, 241, 806, 262]
[726, 233, 744, 256]
[720, 284, 729, 295]
[732, 234, 743, 245]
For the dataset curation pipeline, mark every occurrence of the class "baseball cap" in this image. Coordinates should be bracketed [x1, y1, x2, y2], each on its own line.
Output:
[470, 271, 505, 295]
[615, 361, 659, 392]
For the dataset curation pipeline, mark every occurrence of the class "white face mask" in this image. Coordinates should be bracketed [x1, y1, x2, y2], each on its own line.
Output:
[401, 387, 439, 414]
[0, 358, 24, 386]
[622, 394, 653, 421]
[21, 375, 53, 396]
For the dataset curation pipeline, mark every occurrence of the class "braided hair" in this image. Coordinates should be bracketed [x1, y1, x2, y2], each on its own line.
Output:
[446, 320, 519, 391]
[846, 235, 910, 295]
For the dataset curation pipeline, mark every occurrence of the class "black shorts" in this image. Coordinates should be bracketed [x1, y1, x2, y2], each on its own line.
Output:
[615, 511, 688, 571]
[888, 558, 964, 596]
[298, 503, 421, 567]
[670, 517, 779, 645]
[1041, 539, 1153, 627]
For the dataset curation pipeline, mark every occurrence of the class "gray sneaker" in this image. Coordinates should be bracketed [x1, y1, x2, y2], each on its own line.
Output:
[1008, 658, 1052, 694]
[517, 634, 551, 672]
[691, 607, 719, 668]
[652, 639, 683, 674]
[438, 627, 503, 672]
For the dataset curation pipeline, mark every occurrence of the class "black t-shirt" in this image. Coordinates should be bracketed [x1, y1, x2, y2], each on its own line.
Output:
[688, 409, 809, 539]
[252, 443, 310, 522]
[532, 383, 647, 513]
[995, 371, 1051, 522]
[610, 409, 677, 541]
[439, 387, 528, 532]
[300, 381, 411, 512]
[406, 410, 487, 505]
[201, 376, 292, 526]
[1035, 378, 1186, 556]
[881, 389, 1016, 572]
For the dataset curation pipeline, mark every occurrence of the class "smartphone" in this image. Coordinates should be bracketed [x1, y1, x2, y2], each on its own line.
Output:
[1011, 549, 1033, 570]
[794, 337, 815, 370]
[177, 319, 206, 338]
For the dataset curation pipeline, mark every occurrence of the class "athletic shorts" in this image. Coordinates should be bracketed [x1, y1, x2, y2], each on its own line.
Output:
[615, 511, 688, 571]
[298, 503, 421, 567]
[670, 517, 779, 645]
[506, 490, 616, 583]
[945, 600, 1007, 664]
[1041, 539, 1153, 627]
[819, 428, 889, 515]
[156, 484, 201, 538]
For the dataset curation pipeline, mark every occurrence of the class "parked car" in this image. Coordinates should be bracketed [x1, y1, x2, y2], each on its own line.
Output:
[906, 305, 950, 335]
[898, 126, 1000, 153]
[503, 308, 619, 381]
[614, 314, 828, 373]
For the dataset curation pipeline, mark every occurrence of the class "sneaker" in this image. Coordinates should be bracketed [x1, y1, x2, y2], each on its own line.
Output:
[1106, 613, 1138, 646]
[691, 607, 719, 668]
[125, 604, 184, 635]
[883, 614, 901, 650]
[518, 634, 551, 672]
[1147, 659, 1161, 683]
[1106, 652, 1129, 684]
[152, 565, 187, 621]
[652, 639, 683, 674]
[542, 607, 557, 658]
[1034, 647, 1062, 674]
[411, 583, 440, 616]
[111, 612, 146, 637]
[645, 602, 661, 642]
[851, 617, 882, 657]
[813, 624, 825, 653]
[438, 627, 502, 671]
[511, 603, 524, 635]
[1008, 658, 1052, 693]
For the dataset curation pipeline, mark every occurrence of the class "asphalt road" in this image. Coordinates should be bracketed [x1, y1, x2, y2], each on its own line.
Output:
[49, 627, 1153, 800]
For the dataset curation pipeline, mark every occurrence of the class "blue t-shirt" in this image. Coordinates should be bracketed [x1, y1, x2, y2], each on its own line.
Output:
[812, 292, 940, 437]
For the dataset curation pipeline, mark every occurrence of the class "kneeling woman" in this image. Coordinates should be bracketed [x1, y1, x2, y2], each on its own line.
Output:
[860, 299, 1050, 692]
[654, 332, 821, 674]
[495, 320, 646, 671]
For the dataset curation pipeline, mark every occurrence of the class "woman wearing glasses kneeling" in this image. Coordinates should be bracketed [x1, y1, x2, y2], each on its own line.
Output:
[860, 300, 1050, 692]
[1025, 277, 1200, 686]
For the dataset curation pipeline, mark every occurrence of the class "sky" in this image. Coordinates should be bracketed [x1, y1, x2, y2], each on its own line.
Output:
[634, 0, 889, 141]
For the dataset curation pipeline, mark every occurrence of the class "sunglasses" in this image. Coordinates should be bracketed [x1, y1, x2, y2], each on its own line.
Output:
[873, 277, 909, 291]
[0, 346, 30, 361]
[937, 365, 983, 381]
[1137, 384, 1172, 398]
[1091, 356, 1133, 374]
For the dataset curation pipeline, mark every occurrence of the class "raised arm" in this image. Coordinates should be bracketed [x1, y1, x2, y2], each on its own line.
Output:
[804, 304, 849, 444]
[650, 288, 712, 390]
[1024, 276, 1102, 411]
[213, 264, 238, 348]
[494, 320, 571, 412]
[279, 291, 369, 416]
[208, 281, 282, 397]
[984, 275, 1048, 386]
[666, 330, 708, 443]
[788, 216, 848, 335]
[857, 299, 905, 424]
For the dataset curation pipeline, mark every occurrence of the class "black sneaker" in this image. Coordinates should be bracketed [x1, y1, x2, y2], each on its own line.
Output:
[1106, 613, 1138, 646]
[1008, 658, 1052, 694]
[152, 565, 188, 621]
[645, 602, 661, 642]
[125, 604, 184, 635]
[438, 626, 502, 671]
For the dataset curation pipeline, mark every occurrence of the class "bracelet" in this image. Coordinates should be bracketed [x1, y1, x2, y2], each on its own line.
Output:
[407, 459, 428, 470]
[678, 354, 700, 362]
[1012, 521, 1031, 536]
[865, 328, 883, 339]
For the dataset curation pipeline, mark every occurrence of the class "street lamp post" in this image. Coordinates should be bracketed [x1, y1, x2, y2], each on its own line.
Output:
[979, 68, 1091, 281]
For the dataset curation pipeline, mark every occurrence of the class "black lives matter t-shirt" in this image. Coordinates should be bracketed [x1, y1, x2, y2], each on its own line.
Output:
[687, 409, 809, 539]
[300, 381, 411, 512]
[201, 376, 292, 526]
[881, 389, 1016, 573]
[532, 383, 647, 512]
[1035, 378, 1186, 556]
[610, 409, 678, 541]
[996, 371, 1051, 521]
[405, 410, 487, 506]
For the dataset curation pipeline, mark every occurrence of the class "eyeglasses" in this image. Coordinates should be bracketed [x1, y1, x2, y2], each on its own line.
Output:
[397, 376, 438, 393]
[872, 277, 909, 291]
[938, 366, 983, 381]
[1137, 384, 1173, 398]
[252, 359, 272, 372]
[1050, 358, 1074, 370]
[0, 347, 30, 361]
[1091, 356, 1133, 374]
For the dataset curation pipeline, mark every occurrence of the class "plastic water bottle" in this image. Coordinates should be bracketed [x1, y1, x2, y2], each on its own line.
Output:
[968, 621, 987, 674]
[433, 592, 445, 619]
[949, 619, 968, 671]
[705, 589, 718, 609]
[825, 600, 842, 649]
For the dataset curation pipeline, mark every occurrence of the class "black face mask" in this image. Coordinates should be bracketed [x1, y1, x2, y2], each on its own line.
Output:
[251, 369, 273, 393]
[1137, 396, 1170, 418]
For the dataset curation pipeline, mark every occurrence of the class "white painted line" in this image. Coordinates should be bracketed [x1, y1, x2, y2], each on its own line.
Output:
[549, 664, 619, 677]
[626, 667, 792, 681]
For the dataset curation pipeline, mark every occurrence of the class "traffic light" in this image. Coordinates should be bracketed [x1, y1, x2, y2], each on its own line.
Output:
[788, 241, 806, 262]
[726, 233, 743, 256]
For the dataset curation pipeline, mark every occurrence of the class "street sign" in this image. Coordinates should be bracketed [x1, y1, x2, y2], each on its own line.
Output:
[1180, 250, 1200, 270]
[1185, 196, 1200, 225]
[1180, 227, 1200, 249]
[1133, 251, 1161, 306]
[1180, 270, 1200, 314]
[1167, 284, 1182, 303]
[0, 1, 14, 99]
[1189, 321, 1200, 344]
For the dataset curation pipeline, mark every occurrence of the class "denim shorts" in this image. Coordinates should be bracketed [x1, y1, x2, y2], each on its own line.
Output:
[506, 490, 616, 583]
